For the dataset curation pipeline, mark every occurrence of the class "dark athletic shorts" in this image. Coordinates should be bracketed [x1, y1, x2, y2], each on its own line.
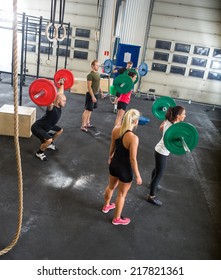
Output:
[85, 92, 98, 111]
[31, 123, 61, 143]
[109, 159, 133, 183]
[117, 101, 128, 111]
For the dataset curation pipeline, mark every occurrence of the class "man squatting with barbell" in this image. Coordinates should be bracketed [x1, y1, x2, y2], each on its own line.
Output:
[31, 79, 66, 161]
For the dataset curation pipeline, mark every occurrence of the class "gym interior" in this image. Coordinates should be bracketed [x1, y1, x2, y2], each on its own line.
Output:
[0, 0, 221, 262]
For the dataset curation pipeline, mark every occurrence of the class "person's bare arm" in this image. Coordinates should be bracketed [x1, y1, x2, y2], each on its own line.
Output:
[159, 121, 165, 131]
[129, 135, 142, 185]
[108, 127, 118, 164]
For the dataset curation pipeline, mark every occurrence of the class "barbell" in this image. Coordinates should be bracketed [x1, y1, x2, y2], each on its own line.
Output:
[29, 69, 74, 106]
[152, 96, 199, 155]
[103, 59, 148, 76]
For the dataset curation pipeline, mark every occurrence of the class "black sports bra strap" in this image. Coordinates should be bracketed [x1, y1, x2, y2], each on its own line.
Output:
[121, 130, 132, 139]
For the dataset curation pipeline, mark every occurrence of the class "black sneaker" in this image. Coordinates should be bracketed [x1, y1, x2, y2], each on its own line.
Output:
[147, 195, 162, 206]
[35, 152, 48, 161]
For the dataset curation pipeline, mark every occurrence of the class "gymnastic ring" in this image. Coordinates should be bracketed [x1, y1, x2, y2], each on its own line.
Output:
[45, 22, 58, 42]
[57, 25, 66, 42]
[45, 59, 51, 65]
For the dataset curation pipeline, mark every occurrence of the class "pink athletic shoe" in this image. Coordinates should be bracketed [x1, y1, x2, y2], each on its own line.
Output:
[112, 217, 131, 225]
[102, 203, 116, 213]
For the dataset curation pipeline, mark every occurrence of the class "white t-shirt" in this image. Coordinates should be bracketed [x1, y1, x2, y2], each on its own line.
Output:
[155, 120, 172, 156]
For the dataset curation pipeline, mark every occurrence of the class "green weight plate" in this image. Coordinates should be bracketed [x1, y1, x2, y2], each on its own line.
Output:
[164, 122, 199, 155]
[113, 74, 133, 94]
[152, 96, 176, 120]
[124, 68, 139, 84]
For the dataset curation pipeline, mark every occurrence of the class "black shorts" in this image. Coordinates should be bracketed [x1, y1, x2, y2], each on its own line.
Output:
[117, 101, 128, 111]
[85, 92, 98, 111]
[31, 123, 62, 143]
[109, 159, 133, 183]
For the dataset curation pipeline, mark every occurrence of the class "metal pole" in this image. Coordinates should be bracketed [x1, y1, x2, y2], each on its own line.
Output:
[37, 16, 43, 78]
[64, 23, 70, 69]
[23, 16, 29, 85]
[55, 40, 59, 72]
[19, 12, 26, 106]
[180, 137, 190, 153]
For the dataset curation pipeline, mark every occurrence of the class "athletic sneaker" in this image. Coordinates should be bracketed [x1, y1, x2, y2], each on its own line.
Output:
[147, 195, 162, 206]
[112, 217, 131, 226]
[86, 123, 94, 128]
[102, 203, 116, 213]
[35, 152, 48, 161]
[47, 143, 56, 150]
[81, 126, 88, 132]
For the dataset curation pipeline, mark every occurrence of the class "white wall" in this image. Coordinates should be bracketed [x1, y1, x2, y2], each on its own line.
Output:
[0, 0, 102, 79]
[1, 0, 221, 104]
[140, 0, 221, 105]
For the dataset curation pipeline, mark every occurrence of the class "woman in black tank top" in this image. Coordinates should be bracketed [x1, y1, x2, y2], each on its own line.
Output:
[102, 109, 142, 226]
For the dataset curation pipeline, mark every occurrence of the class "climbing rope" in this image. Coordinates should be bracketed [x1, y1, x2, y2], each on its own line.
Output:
[0, 0, 23, 256]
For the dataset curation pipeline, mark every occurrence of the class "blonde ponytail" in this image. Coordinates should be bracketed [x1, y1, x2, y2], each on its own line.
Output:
[120, 109, 140, 136]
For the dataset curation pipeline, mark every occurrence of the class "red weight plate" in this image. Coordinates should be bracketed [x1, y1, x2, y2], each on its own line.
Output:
[54, 69, 74, 90]
[29, 78, 57, 106]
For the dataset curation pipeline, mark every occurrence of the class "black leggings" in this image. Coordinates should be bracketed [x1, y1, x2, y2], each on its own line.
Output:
[149, 151, 168, 196]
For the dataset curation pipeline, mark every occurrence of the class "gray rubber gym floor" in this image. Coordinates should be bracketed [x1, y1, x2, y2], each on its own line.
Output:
[0, 74, 221, 260]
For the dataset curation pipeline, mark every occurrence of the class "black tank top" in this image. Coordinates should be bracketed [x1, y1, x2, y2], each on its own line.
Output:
[35, 106, 62, 131]
[113, 130, 132, 163]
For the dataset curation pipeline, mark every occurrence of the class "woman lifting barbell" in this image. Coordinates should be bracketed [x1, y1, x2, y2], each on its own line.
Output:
[31, 79, 67, 161]
[112, 61, 133, 113]
[114, 71, 137, 126]
[147, 105, 186, 206]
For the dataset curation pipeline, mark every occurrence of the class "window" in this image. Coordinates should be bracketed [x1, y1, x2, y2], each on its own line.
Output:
[73, 50, 88, 60]
[191, 57, 207, 67]
[189, 69, 204, 78]
[172, 54, 188, 64]
[153, 51, 169, 61]
[208, 72, 221, 81]
[59, 38, 71, 46]
[170, 66, 185, 75]
[74, 39, 89, 49]
[75, 28, 90, 38]
[40, 46, 53, 55]
[151, 63, 167, 72]
[26, 44, 36, 52]
[210, 60, 221, 70]
[155, 40, 171, 50]
[41, 35, 50, 43]
[194, 46, 210, 56]
[27, 34, 36, 42]
[175, 43, 191, 53]
[213, 49, 221, 58]
[57, 49, 70, 57]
